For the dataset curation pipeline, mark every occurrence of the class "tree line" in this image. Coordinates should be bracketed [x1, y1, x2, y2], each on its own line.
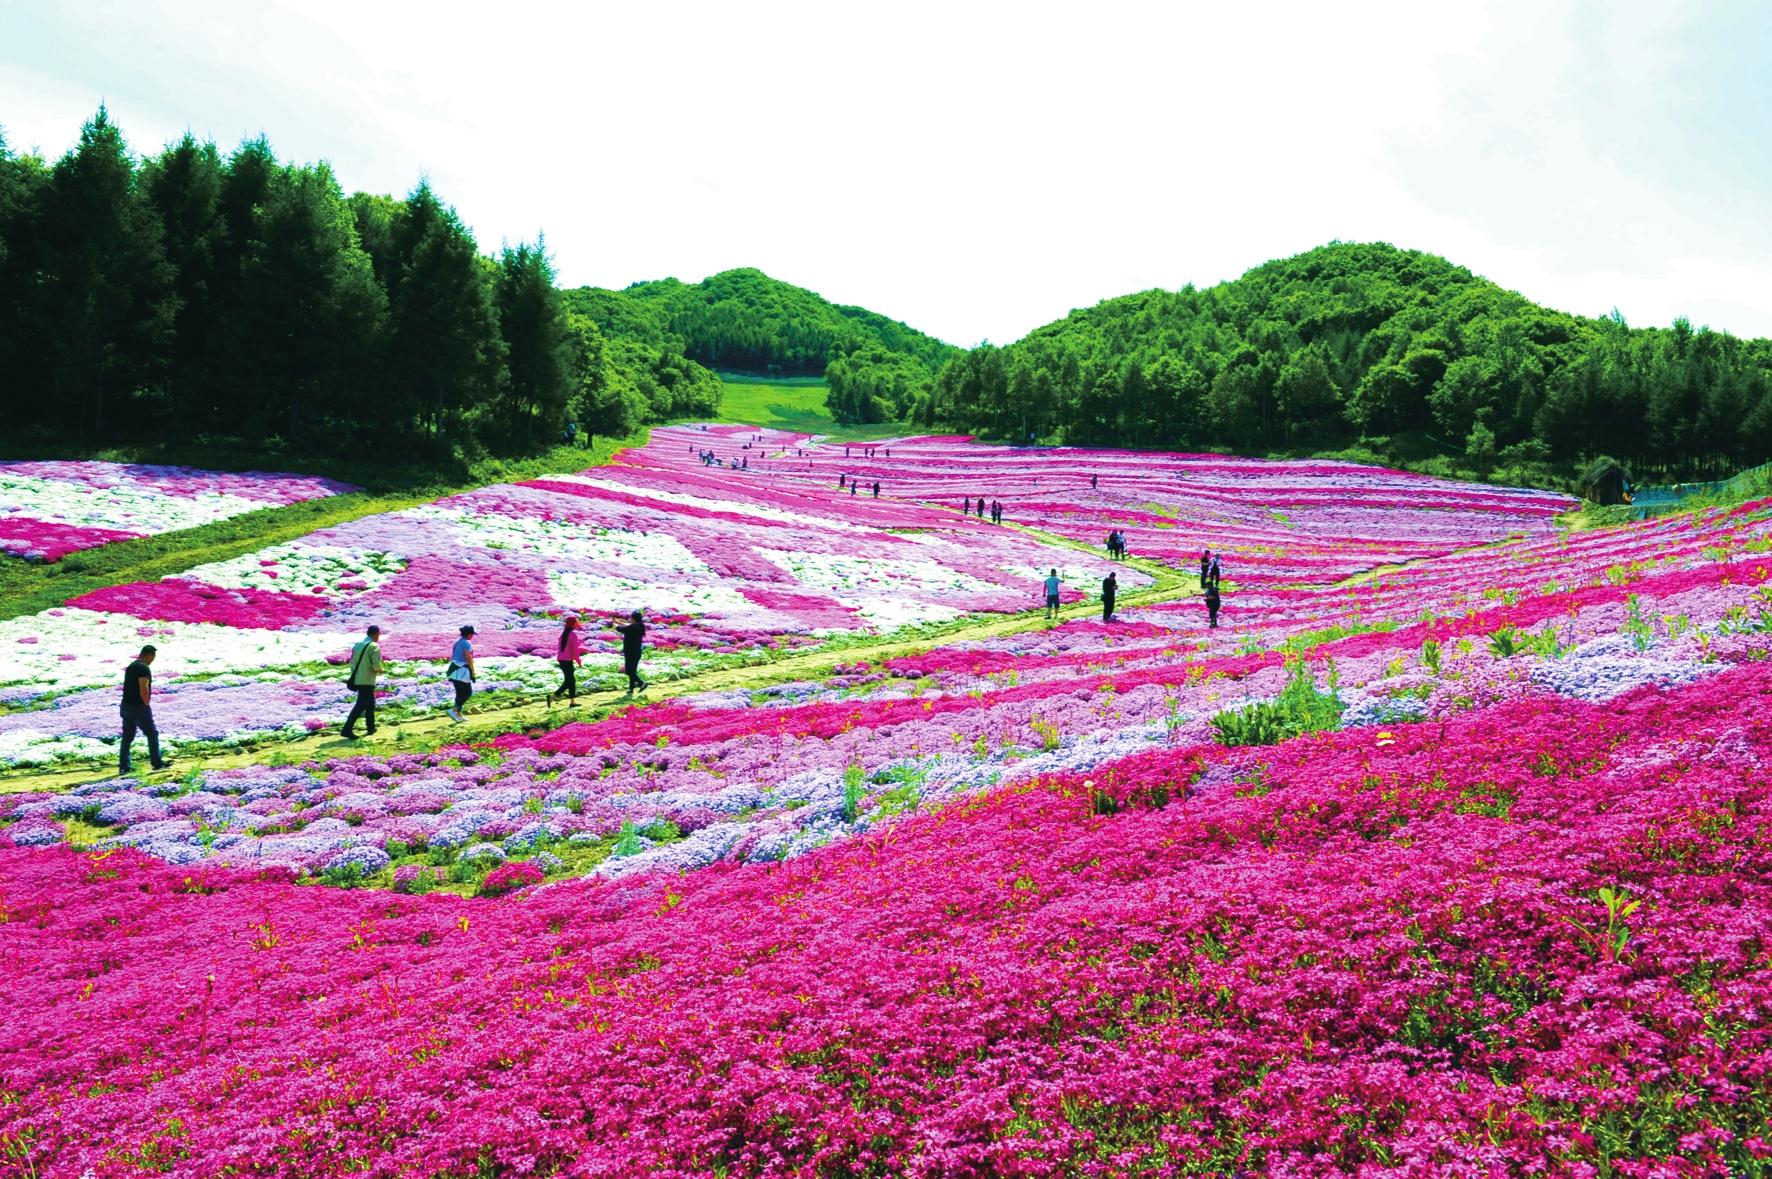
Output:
[0, 109, 718, 460]
[910, 243, 1772, 481]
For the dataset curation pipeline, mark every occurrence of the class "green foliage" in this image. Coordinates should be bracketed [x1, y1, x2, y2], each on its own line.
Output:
[1211, 658, 1345, 747]
[0, 111, 598, 461]
[920, 241, 1772, 480]
[619, 267, 956, 377]
[1421, 637, 1442, 676]
[841, 760, 865, 822]
[611, 820, 645, 859]
[567, 268, 958, 427]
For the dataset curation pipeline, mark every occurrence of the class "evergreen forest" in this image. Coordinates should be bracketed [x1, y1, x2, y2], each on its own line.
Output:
[0, 109, 720, 464]
[3, 110, 1770, 485]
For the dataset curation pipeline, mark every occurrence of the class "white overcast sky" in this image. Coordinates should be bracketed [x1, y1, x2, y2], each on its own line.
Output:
[4, 0, 1769, 346]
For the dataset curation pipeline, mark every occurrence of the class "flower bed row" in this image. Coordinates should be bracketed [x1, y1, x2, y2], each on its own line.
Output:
[0, 460, 355, 562]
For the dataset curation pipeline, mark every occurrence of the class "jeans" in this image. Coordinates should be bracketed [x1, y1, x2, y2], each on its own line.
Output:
[119, 704, 162, 772]
[452, 679, 473, 710]
[344, 685, 377, 733]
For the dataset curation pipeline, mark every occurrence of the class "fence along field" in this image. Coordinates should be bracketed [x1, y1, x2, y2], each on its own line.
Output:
[2, 427, 1771, 1175]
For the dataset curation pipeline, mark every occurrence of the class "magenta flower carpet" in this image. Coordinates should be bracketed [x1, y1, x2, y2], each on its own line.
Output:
[3, 430, 1771, 1174]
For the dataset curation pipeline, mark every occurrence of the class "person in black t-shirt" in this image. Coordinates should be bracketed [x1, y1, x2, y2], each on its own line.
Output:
[119, 644, 170, 775]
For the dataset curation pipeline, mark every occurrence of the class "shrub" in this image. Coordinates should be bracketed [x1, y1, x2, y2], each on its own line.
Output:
[1211, 658, 1344, 747]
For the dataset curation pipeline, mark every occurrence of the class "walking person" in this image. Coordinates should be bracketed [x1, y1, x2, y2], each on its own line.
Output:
[1044, 568, 1062, 620]
[1102, 570, 1118, 623]
[612, 609, 648, 695]
[1209, 554, 1222, 588]
[341, 625, 383, 739]
[118, 645, 170, 775]
[1206, 579, 1222, 629]
[872, 481, 880, 497]
[1200, 549, 1211, 587]
[551, 615, 585, 706]
[447, 625, 476, 722]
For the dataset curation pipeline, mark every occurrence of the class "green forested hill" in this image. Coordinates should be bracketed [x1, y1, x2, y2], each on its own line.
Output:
[926, 243, 1772, 481]
[568, 269, 960, 425]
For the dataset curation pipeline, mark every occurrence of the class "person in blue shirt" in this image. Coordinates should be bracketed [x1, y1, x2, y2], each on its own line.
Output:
[447, 625, 476, 722]
[1044, 569, 1062, 619]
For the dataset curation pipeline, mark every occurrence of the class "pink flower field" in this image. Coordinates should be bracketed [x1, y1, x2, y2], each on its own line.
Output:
[4, 430, 1772, 1174]
[0, 461, 356, 562]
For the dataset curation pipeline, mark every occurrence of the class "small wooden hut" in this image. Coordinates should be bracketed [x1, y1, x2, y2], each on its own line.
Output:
[1579, 458, 1633, 505]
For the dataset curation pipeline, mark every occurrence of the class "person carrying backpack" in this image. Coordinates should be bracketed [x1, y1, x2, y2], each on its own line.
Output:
[447, 625, 476, 722]
[341, 625, 383, 738]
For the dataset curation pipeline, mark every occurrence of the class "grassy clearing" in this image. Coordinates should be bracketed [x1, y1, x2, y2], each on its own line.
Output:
[712, 375, 914, 442]
[0, 434, 642, 622]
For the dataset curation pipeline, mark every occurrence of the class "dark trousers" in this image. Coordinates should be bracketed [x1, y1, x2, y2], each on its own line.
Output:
[344, 685, 377, 733]
[1102, 596, 1115, 622]
[624, 656, 644, 691]
[453, 680, 473, 710]
[556, 661, 577, 700]
[1208, 599, 1220, 628]
[119, 704, 162, 772]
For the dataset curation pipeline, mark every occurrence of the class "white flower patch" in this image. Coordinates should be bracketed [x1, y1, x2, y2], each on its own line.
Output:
[0, 473, 277, 535]
[177, 542, 406, 596]
[405, 505, 710, 571]
[0, 730, 119, 766]
[759, 550, 1003, 596]
[998, 563, 1116, 590]
[831, 596, 962, 630]
[547, 571, 753, 616]
[0, 608, 347, 693]
[542, 474, 876, 535]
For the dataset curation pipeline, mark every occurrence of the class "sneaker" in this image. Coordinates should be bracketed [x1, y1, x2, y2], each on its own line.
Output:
[448, 709, 463, 723]
[637, 680, 649, 693]
[151, 760, 173, 771]
[342, 728, 358, 740]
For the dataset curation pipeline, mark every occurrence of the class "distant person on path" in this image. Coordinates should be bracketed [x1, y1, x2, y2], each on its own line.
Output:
[976, 496, 986, 517]
[1206, 580, 1222, 629]
[1209, 555, 1222, 588]
[1102, 571, 1118, 623]
[872, 481, 880, 497]
[1044, 569, 1062, 619]
[118, 645, 170, 775]
[563, 421, 577, 447]
[551, 615, 584, 706]
[1200, 549, 1211, 587]
[613, 610, 648, 695]
[447, 625, 476, 722]
[1091, 473, 1097, 489]
[341, 625, 383, 739]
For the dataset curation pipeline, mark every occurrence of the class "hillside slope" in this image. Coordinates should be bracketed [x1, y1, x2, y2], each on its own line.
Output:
[567, 269, 960, 426]
[926, 242, 1772, 481]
